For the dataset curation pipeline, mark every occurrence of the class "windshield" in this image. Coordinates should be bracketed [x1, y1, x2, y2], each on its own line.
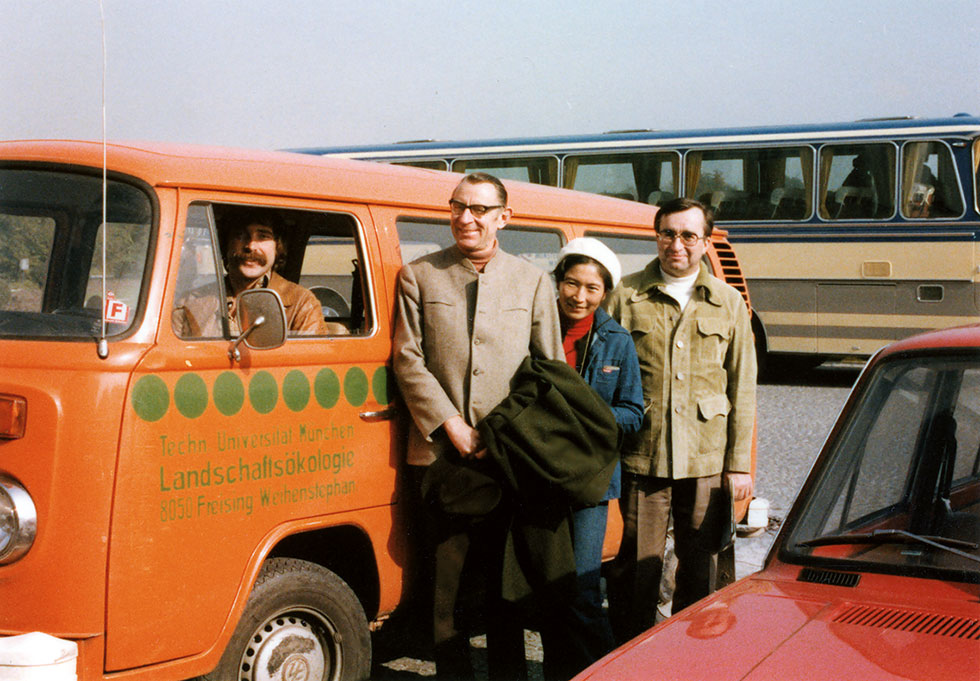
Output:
[0, 168, 153, 339]
[783, 352, 980, 581]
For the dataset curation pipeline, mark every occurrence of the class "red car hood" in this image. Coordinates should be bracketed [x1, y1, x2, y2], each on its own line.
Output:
[576, 575, 980, 681]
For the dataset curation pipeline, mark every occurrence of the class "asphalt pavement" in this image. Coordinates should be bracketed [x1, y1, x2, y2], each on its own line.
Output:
[734, 360, 860, 577]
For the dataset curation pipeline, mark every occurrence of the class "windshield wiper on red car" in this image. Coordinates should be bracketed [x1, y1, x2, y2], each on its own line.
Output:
[798, 529, 980, 563]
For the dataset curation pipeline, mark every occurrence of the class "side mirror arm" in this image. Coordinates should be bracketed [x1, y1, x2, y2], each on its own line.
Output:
[228, 315, 266, 362]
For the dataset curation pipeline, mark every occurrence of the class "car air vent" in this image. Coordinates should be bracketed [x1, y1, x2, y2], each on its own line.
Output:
[833, 604, 980, 640]
[798, 567, 861, 587]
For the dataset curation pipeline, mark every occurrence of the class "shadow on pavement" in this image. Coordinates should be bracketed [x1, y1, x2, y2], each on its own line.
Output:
[369, 603, 546, 680]
[760, 357, 863, 388]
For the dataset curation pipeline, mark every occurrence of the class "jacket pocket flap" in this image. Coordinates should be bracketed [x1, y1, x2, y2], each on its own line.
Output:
[622, 312, 654, 335]
[697, 317, 728, 338]
[697, 393, 731, 419]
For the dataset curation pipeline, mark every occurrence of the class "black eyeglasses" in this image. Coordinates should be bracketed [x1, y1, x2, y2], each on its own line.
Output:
[656, 229, 705, 246]
[449, 199, 504, 218]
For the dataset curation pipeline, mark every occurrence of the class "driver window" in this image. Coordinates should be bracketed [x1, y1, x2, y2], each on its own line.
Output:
[823, 365, 932, 530]
[172, 203, 371, 339]
[172, 204, 224, 338]
[951, 369, 980, 483]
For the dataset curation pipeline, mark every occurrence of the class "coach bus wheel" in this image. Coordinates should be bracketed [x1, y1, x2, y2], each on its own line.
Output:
[204, 558, 371, 681]
[752, 314, 769, 379]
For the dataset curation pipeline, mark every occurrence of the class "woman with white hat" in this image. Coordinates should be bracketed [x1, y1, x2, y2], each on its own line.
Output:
[540, 237, 644, 680]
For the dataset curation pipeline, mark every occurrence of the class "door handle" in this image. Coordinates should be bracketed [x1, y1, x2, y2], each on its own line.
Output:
[359, 406, 397, 422]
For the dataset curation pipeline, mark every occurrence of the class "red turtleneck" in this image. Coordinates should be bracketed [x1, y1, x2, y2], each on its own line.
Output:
[561, 312, 594, 371]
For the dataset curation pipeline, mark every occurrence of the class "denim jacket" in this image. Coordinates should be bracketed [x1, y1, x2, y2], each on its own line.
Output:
[578, 307, 644, 500]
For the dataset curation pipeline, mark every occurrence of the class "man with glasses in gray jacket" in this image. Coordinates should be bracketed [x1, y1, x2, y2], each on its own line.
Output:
[393, 172, 562, 680]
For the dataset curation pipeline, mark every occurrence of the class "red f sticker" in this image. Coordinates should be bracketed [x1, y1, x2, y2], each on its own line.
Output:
[104, 292, 130, 324]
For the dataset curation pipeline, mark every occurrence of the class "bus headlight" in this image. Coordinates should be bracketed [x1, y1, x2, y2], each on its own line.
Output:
[0, 475, 37, 564]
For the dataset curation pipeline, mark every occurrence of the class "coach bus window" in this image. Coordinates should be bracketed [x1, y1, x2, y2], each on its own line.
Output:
[396, 218, 563, 272]
[818, 143, 896, 220]
[685, 147, 813, 221]
[975, 139, 980, 213]
[563, 152, 680, 205]
[450, 157, 559, 186]
[901, 141, 964, 219]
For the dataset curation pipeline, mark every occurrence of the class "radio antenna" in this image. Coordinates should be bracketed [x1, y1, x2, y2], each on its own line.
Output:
[97, 0, 109, 359]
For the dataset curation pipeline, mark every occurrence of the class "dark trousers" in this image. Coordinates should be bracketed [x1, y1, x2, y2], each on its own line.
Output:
[406, 465, 527, 681]
[607, 473, 725, 644]
[539, 502, 616, 681]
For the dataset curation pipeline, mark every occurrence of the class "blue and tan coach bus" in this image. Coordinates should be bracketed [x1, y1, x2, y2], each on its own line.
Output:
[295, 114, 980, 366]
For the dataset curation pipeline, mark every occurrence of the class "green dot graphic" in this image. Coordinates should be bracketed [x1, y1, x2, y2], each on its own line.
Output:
[174, 373, 208, 418]
[213, 372, 245, 416]
[131, 375, 169, 422]
[283, 370, 311, 412]
[372, 366, 392, 406]
[249, 371, 279, 414]
[344, 367, 369, 407]
[314, 368, 340, 409]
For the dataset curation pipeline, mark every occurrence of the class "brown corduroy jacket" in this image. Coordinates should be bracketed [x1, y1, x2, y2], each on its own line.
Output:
[605, 260, 756, 479]
[173, 271, 327, 338]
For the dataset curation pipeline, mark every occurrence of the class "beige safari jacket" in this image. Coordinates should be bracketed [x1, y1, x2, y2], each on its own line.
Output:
[604, 260, 756, 479]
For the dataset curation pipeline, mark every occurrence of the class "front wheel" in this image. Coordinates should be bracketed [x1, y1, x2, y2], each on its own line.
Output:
[202, 558, 371, 681]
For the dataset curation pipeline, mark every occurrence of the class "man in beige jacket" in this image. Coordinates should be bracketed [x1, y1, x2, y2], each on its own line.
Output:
[605, 197, 756, 642]
[393, 173, 562, 679]
[173, 208, 326, 337]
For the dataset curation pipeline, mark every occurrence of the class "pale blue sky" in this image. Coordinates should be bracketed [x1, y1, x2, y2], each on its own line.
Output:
[2, 1, 978, 150]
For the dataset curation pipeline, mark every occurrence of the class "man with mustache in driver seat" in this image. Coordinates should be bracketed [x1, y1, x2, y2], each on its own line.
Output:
[173, 208, 327, 337]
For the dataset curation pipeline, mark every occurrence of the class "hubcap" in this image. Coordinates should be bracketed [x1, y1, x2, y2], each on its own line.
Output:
[240, 608, 341, 681]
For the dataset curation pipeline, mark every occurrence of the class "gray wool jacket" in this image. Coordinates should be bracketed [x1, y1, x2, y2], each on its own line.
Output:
[392, 244, 562, 466]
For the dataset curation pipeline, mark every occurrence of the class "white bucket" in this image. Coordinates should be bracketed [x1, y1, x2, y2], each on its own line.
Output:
[746, 497, 770, 530]
[0, 633, 77, 681]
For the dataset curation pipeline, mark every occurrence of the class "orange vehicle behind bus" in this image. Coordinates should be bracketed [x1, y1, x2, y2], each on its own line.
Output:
[0, 140, 752, 681]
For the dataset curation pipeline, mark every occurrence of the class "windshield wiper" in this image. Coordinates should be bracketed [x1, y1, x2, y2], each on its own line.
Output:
[799, 529, 980, 563]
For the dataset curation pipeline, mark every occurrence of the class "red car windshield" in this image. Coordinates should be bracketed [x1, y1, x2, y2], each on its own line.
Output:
[783, 352, 980, 582]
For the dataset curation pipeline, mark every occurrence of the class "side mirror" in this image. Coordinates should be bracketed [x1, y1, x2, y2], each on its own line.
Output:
[228, 289, 286, 361]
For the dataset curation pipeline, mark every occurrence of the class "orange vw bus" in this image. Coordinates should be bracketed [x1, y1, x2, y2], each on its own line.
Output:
[0, 140, 752, 681]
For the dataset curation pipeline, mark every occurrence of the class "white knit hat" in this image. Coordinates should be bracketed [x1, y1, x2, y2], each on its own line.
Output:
[556, 237, 622, 288]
